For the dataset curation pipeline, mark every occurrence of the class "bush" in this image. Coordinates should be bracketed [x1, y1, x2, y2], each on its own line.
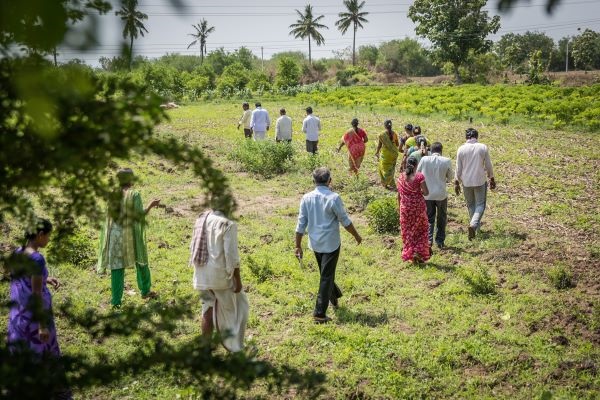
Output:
[275, 58, 301, 89]
[247, 256, 274, 283]
[248, 71, 272, 92]
[462, 264, 497, 295]
[366, 196, 399, 234]
[547, 264, 574, 290]
[345, 175, 377, 211]
[47, 228, 96, 268]
[230, 140, 294, 177]
[216, 62, 250, 94]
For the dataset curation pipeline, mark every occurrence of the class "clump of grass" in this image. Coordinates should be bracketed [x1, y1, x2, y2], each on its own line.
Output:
[230, 140, 294, 177]
[246, 256, 274, 283]
[462, 264, 497, 295]
[48, 228, 96, 268]
[547, 264, 574, 290]
[365, 196, 399, 234]
[296, 150, 331, 172]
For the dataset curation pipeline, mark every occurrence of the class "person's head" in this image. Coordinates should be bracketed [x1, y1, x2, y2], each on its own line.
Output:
[255, 102, 261, 108]
[351, 118, 359, 128]
[413, 125, 422, 135]
[465, 128, 479, 140]
[242, 102, 249, 110]
[431, 142, 443, 154]
[305, 106, 313, 115]
[24, 218, 53, 247]
[404, 123, 413, 135]
[405, 156, 418, 177]
[384, 120, 392, 130]
[117, 168, 135, 188]
[415, 135, 427, 148]
[312, 167, 331, 186]
[280, 108, 286, 115]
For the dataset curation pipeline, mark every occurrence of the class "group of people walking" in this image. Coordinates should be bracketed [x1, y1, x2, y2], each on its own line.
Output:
[5, 112, 496, 397]
[237, 102, 322, 154]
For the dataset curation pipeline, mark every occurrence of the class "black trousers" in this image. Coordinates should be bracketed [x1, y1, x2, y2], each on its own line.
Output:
[426, 198, 448, 246]
[313, 246, 342, 317]
[243, 128, 252, 138]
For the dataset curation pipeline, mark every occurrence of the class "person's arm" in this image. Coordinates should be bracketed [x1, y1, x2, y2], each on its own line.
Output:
[333, 197, 361, 244]
[295, 232, 304, 260]
[223, 222, 241, 290]
[302, 119, 307, 133]
[362, 130, 368, 143]
[250, 112, 255, 130]
[337, 137, 345, 152]
[454, 149, 462, 195]
[237, 112, 243, 129]
[484, 147, 496, 189]
[145, 199, 160, 214]
[295, 200, 308, 259]
[375, 138, 382, 158]
[421, 180, 429, 197]
[275, 118, 281, 137]
[266, 112, 270, 130]
[342, 223, 362, 245]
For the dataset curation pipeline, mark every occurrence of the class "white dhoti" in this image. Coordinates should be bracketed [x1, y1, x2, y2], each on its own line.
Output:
[200, 289, 249, 352]
[253, 131, 266, 141]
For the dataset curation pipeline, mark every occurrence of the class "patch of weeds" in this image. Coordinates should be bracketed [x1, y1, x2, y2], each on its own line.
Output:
[47, 228, 96, 268]
[346, 175, 377, 211]
[296, 150, 332, 173]
[589, 245, 600, 260]
[461, 263, 497, 295]
[365, 196, 399, 234]
[539, 202, 569, 216]
[230, 140, 294, 177]
[590, 302, 600, 331]
[246, 255, 274, 283]
[547, 263, 574, 290]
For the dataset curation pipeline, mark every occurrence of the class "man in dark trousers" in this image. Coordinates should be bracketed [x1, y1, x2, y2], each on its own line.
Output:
[295, 167, 362, 323]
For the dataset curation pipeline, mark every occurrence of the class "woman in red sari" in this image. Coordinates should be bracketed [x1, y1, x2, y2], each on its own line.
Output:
[337, 118, 368, 174]
[397, 156, 430, 263]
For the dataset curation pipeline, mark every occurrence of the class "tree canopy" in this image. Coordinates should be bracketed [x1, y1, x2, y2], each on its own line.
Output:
[289, 4, 329, 65]
[335, 0, 369, 66]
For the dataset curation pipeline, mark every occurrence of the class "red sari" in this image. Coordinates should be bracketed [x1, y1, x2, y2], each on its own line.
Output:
[397, 172, 430, 262]
[342, 128, 367, 173]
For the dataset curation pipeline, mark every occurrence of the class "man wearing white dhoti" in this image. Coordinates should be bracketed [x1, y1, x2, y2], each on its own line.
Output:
[190, 210, 248, 352]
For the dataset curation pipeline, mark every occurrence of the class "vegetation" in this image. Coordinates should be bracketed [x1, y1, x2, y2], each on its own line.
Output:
[230, 140, 295, 177]
[335, 0, 369, 66]
[547, 264, 574, 290]
[365, 196, 399, 234]
[187, 19, 216, 65]
[115, 0, 148, 71]
[289, 4, 328, 66]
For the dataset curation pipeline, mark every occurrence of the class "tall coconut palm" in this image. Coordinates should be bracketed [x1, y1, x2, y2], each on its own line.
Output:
[187, 19, 215, 64]
[335, 0, 369, 66]
[115, 0, 148, 70]
[289, 4, 328, 65]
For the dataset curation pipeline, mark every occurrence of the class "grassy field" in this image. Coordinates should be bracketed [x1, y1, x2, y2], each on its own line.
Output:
[1, 98, 599, 399]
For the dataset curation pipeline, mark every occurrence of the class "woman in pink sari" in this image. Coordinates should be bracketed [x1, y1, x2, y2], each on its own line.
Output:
[397, 156, 431, 263]
[337, 118, 368, 174]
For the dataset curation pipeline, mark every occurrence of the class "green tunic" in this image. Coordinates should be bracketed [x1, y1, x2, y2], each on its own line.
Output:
[97, 189, 148, 273]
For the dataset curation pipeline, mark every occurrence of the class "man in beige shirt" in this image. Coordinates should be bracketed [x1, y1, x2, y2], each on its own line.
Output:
[237, 102, 252, 139]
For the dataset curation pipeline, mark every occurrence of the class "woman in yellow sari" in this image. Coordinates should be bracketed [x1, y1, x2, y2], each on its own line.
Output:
[375, 120, 400, 190]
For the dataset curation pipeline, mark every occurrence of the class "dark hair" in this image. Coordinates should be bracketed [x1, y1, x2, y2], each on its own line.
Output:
[414, 125, 421, 134]
[415, 135, 427, 147]
[404, 123, 413, 131]
[384, 120, 392, 128]
[405, 156, 418, 177]
[351, 118, 359, 127]
[24, 218, 53, 241]
[431, 142, 443, 153]
[242, 102, 249, 107]
[255, 102, 261, 107]
[312, 167, 330, 185]
[305, 106, 313, 114]
[280, 108, 286, 115]
[465, 128, 479, 139]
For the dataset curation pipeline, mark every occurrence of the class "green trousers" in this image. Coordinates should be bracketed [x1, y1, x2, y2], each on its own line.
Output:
[110, 265, 152, 306]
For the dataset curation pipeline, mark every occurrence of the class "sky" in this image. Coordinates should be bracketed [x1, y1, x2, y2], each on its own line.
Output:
[58, 0, 600, 65]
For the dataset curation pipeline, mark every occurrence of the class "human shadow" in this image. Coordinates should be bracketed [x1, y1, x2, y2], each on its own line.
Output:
[414, 260, 457, 273]
[334, 306, 389, 327]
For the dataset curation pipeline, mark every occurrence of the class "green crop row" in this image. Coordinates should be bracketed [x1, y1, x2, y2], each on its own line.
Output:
[296, 84, 600, 131]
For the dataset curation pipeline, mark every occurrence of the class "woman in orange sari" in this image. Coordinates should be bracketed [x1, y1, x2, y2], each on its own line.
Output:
[337, 118, 368, 174]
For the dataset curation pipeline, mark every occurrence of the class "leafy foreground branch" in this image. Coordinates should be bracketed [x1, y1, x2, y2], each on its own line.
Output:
[0, 298, 325, 399]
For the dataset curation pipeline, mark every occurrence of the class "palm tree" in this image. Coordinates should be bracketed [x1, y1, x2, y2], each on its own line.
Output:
[289, 4, 328, 66]
[115, 0, 148, 70]
[335, 0, 369, 66]
[187, 19, 215, 64]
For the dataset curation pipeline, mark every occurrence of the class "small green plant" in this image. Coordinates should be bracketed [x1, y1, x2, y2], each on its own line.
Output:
[296, 150, 331, 172]
[247, 256, 274, 283]
[346, 175, 377, 211]
[230, 140, 294, 177]
[47, 228, 96, 268]
[365, 196, 399, 234]
[547, 264, 574, 290]
[462, 264, 497, 295]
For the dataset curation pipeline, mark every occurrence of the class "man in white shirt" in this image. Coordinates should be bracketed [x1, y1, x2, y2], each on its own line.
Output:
[302, 106, 321, 154]
[190, 210, 248, 352]
[454, 129, 496, 240]
[237, 102, 252, 139]
[417, 142, 453, 250]
[275, 108, 293, 143]
[249, 102, 270, 141]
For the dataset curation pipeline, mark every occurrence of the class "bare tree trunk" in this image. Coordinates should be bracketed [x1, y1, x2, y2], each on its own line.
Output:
[200, 42, 204, 64]
[53, 47, 58, 67]
[352, 25, 356, 66]
[129, 36, 134, 71]
[454, 63, 462, 84]
[308, 36, 312, 66]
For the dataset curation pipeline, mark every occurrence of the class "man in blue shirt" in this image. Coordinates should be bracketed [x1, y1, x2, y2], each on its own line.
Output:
[295, 167, 362, 323]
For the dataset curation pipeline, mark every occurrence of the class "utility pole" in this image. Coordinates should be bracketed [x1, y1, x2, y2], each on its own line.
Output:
[261, 46, 264, 71]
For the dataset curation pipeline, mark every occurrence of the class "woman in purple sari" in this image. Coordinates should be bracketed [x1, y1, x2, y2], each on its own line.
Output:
[7, 218, 61, 356]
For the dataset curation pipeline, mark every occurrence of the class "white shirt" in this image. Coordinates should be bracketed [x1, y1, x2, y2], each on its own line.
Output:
[239, 109, 252, 129]
[250, 107, 270, 132]
[455, 139, 494, 187]
[275, 115, 293, 140]
[417, 153, 453, 201]
[302, 114, 321, 141]
[193, 212, 240, 291]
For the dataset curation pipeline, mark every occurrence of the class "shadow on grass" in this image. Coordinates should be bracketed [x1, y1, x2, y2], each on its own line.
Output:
[335, 306, 388, 327]
[418, 261, 457, 273]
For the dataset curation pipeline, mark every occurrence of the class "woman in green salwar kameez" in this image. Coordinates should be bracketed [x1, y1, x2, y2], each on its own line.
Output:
[375, 120, 400, 190]
[97, 169, 161, 307]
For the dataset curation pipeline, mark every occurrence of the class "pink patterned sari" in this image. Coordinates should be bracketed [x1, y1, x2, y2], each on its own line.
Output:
[397, 172, 430, 262]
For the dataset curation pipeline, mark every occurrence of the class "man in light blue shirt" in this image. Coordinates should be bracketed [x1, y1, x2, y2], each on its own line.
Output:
[417, 142, 453, 249]
[249, 102, 270, 141]
[295, 167, 362, 323]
